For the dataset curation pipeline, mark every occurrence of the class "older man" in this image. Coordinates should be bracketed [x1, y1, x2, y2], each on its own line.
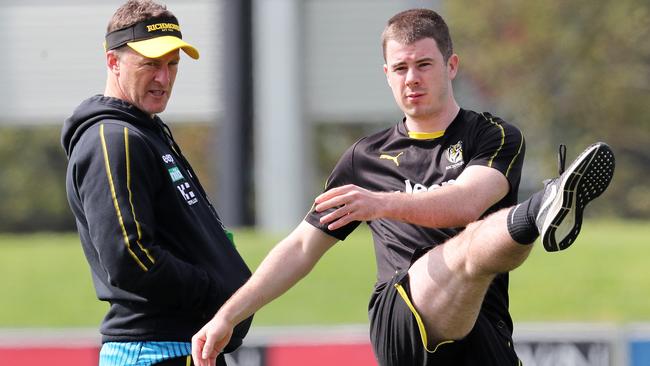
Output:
[62, 1, 251, 365]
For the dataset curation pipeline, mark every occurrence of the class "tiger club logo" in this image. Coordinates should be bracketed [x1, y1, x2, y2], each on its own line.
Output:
[446, 141, 464, 170]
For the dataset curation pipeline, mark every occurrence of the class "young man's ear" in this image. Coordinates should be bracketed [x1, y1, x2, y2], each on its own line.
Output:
[447, 54, 459, 80]
[383, 64, 391, 86]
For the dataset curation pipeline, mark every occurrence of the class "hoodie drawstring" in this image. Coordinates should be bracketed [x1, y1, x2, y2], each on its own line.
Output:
[156, 120, 226, 228]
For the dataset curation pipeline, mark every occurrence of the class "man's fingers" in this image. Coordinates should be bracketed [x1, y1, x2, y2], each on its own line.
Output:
[327, 214, 353, 230]
[314, 185, 347, 203]
[206, 356, 216, 366]
[201, 333, 222, 359]
[192, 316, 235, 366]
[314, 185, 354, 205]
[320, 202, 353, 224]
[314, 194, 348, 212]
[322, 206, 357, 230]
[192, 332, 212, 366]
[191, 329, 222, 366]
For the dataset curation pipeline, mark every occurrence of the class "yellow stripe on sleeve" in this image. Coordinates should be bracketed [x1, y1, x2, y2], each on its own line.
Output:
[505, 128, 524, 178]
[483, 114, 524, 178]
[394, 283, 454, 353]
[123, 127, 156, 265]
[485, 116, 506, 168]
[100, 124, 150, 272]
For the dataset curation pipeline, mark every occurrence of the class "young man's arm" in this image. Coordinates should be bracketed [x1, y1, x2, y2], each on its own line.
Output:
[315, 165, 509, 230]
[192, 221, 338, 366]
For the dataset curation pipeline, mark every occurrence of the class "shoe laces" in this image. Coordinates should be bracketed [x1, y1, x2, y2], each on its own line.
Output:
[557, 144, 566, 175]
[542, 144, 567, 187]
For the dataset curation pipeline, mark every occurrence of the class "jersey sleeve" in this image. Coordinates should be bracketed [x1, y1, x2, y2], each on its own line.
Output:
[304, 141, 362, 241]
[466, 114, 526, 189]
[74, 122, 218, 311]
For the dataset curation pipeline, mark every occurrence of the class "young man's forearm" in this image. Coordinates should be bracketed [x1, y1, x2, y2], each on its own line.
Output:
[217, 221, 336, 326]
[382, 166, 508, 228]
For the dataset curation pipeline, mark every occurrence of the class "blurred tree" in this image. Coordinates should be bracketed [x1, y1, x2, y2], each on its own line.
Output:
[446, 0, 650, 217]
[0, 126, 73, 231]
[0, 124, 215, 233]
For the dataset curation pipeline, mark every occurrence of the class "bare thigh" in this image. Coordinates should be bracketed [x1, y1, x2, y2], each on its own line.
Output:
[407, 211, 532, 344]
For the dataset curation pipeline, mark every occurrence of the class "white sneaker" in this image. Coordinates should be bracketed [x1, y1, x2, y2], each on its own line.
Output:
[536, 142, 615, 252]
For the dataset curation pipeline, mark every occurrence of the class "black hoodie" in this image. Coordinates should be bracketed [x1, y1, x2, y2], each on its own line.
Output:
[62, 95, 252, 350]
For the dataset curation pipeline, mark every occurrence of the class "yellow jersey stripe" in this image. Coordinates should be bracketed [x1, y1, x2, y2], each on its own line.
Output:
[123, 127, 156, 265]
[408, 130, 445, 140]
[100, 124, 149, 272]
[394, 283, 454, 353]
[505, 128, 524, 178]
[186, 355, 191, 366]
[486, 116, 506, 168]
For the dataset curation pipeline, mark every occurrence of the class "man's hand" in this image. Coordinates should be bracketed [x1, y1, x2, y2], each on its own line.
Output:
[314, 184, 391, 230]
[191, 315, 234, 366]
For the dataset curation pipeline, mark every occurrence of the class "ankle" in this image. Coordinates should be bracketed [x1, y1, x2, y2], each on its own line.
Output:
[506, 201, 539, 245]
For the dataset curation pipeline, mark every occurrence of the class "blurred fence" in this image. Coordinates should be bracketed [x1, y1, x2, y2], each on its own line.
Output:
[2, 324, 650, 366]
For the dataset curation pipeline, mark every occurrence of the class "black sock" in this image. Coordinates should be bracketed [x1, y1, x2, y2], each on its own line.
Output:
[507, 190, 544, 245]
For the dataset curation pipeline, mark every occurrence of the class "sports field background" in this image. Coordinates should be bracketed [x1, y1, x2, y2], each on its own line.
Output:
[0, 2, 647, 364]
[1, 218, 647, 328]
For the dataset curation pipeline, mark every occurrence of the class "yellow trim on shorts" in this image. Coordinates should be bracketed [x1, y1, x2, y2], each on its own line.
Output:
[394, 283, 454, 353]
[186, 355, 192, 366]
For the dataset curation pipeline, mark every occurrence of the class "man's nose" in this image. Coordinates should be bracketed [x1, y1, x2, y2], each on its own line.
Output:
[405, 68, 419, 87]
[154, 65, 170, 85]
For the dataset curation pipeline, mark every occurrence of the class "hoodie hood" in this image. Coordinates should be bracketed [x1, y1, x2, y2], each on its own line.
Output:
[61, 95, 159, 157]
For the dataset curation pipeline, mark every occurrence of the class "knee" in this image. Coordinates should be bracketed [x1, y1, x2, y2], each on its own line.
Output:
[450, 222, 492, 279]
[459, 220, 524, 278]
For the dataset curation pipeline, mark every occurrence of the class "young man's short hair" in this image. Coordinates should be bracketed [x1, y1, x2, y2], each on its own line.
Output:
[381, 8, 454, 62]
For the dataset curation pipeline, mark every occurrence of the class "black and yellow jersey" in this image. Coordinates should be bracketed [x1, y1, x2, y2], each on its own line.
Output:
[305, 108, 525, 326]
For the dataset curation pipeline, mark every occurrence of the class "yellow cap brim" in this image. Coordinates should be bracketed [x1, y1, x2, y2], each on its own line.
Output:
[127, 35, 199, 59]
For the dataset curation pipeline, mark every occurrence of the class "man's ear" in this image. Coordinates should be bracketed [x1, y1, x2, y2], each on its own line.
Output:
[383, 64, 390, 86]
[106, 51, 120, 74]
[447, 54, 459, 80]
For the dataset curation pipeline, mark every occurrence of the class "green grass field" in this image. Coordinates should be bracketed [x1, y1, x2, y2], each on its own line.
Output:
[0, 218, 647, 327]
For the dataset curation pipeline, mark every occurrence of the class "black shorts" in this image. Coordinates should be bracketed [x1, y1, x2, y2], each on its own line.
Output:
[369, 270, 521, 366]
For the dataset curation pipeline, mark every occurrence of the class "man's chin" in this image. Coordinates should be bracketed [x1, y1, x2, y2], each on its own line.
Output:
[404, 109, 427, 119]
[142, 103, 168, 115]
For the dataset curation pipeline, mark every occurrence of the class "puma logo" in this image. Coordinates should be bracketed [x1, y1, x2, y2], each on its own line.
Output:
[380, 152, 404, 166]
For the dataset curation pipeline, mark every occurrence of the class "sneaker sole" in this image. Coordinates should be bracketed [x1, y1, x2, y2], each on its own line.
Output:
[541, 142, 615, 251]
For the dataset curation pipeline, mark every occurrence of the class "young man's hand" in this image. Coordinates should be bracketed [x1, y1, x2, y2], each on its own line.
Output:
[314, 184, 392, 230]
